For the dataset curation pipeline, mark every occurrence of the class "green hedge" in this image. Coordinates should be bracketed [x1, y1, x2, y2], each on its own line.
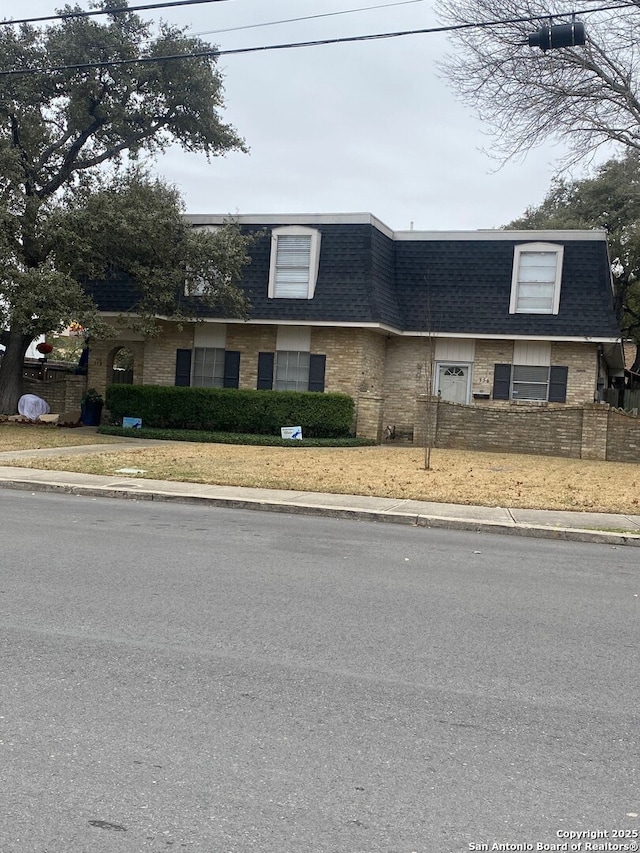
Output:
[105, 384, 355, 438]
[99, 426, 374, 447]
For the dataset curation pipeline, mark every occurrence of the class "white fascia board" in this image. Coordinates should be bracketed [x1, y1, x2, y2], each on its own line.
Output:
[394, 229, 608, 242]
[223, 318, 397, 333]
[184, 212, 394, 238]
[397, 331, 621, 343]
[184, 215, 607, 244]
[101, 313, 620, 343]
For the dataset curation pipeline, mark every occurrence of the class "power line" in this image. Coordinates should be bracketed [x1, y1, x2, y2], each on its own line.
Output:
[0, 0, 635, 77]
[1, 0, 233, 27]
[193, 1, 429, 38]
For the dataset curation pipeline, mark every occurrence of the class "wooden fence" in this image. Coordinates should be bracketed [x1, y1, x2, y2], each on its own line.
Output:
[603, 388, 640, 413]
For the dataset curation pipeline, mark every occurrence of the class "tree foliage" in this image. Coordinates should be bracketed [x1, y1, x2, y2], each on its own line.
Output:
[507, 152, 640, 372]
[54, 172, 252, 329]
[438, 0, 640, 165]
[0, 0, 248, 412]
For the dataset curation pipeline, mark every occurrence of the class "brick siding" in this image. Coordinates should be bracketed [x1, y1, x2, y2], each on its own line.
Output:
[414, 397, 640, 462]
[88, 323, 630, 456]
[23, 375, 85, 413]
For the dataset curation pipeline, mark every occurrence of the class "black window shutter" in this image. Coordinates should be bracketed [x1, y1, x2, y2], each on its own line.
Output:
[175, 349, 192, 387]
[223, 351, 241, 389]
[257, 352, 274, 390]
[548, 365, 568, 403]
[308, 354, 326, 392]
[492, 364, 511, 400]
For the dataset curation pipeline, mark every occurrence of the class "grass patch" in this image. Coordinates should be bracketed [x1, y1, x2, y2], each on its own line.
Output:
[1, 423, 640, 515]
[0, 422, 123, 451]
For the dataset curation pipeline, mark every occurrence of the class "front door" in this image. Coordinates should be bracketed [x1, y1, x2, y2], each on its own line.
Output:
[437, 364, 470, 404]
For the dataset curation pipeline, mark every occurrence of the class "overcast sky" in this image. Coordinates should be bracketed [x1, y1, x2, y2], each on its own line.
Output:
[4, 0, 585, 231]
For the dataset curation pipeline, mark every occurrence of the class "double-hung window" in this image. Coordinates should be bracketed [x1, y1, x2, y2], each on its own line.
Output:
[274, 351, 311, 391]
[268, 226, 321, 299]
[492, 342, 568, 403]
[511, 365, 550, 401]
[510, 243, 564, 314]
[192, 347, 225, 387]
[174, 323, 241, 389]
[257, 325, 326, 392]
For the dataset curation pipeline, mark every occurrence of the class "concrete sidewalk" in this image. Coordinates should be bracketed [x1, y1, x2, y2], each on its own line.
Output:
[0, 439, 639, 546]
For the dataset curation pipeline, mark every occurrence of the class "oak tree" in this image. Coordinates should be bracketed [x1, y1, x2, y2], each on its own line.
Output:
[0, 0, 248, 412]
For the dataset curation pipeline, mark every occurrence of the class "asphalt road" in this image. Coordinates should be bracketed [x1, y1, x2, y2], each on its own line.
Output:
[0, 490, 638, 853]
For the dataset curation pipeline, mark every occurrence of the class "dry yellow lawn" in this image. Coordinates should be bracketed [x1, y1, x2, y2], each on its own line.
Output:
[0, 424, 123, 451]
[1, 424, 639, 514]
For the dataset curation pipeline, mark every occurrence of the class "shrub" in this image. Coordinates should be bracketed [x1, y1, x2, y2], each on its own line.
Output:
[99, 426, 374, 446]
[105, 385, 355, 438]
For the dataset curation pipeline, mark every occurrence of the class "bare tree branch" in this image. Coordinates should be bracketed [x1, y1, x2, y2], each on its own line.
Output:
[438, 0, 640, 164]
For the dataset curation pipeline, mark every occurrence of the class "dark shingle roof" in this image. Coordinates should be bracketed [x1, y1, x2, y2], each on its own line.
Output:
[88, 215, 621, 340]
[394, 237, 621, 338]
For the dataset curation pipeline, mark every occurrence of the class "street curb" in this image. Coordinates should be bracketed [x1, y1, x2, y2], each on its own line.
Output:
[2, 476, 639, 547]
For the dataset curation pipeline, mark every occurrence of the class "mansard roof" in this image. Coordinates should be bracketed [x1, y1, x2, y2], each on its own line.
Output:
[89, 213, 622, 342]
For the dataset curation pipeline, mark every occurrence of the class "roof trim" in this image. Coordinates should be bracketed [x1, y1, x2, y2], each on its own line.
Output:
[100, 313, 620, 344]
[183, 213, 607, 243]
[184, 212, 395, 239]
[394, 229, 608, 242]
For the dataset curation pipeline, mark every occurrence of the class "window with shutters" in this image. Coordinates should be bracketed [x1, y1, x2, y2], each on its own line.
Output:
[192, 347, 225, 387]
[510, 243, 563, 315]
[268, 226, 321, 299]
[492, 363, 568, 403]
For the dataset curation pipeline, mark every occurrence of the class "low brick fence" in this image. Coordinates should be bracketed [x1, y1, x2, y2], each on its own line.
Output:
[23, 374, 85, 414]
[606, 407, 640, 462]
[412, 397, 640, 462]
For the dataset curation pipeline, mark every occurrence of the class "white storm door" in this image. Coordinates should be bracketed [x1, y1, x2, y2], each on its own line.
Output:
[437, 364, 470, 404]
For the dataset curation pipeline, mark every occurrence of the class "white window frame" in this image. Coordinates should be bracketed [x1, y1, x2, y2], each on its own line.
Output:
[268, 226, 321, 299]
[509, 243, 564, 315]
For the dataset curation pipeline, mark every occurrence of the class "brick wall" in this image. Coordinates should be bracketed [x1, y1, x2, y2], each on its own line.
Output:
[310, 328, 386, 399]
[472, 340, 514, 400]
[382, 337, 432, 431]
[551, 341, 598, 405]
[607, 408, 640, 462]
[23, 375, 85, 412]
[87, 322, 617, 452]
[226, 325, 277, 389]
[88, 323, 153, 397]
[471, 340, 599, 408]
[356, 394, 384, 442]
[413, 398, 640, 462]
[417, 397, 584, 457]
[142, 323, 192, 386]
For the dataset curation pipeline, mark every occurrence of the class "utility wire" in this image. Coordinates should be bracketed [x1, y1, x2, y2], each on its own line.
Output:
[193, 1, 429, 38]
[1, 0, 233, 27]
[0, 0, 635, 76]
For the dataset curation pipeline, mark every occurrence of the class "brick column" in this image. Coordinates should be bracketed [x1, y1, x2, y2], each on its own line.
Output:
[580, 403, 609, 460]
[356, 394, 384, 442]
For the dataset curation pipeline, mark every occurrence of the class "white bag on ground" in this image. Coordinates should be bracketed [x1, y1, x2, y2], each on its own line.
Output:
[17, 394, 51, 421]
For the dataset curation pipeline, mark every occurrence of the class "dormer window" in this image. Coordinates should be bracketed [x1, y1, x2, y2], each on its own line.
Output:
[268, 226, 321, 299]
[510, 243, 564, 315]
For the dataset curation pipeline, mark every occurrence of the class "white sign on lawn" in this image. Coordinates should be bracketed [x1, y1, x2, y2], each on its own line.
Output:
[281, 426, 303, 440]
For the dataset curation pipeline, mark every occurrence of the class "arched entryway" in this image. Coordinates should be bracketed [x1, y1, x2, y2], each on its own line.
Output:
[109, 346, 134, 385]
